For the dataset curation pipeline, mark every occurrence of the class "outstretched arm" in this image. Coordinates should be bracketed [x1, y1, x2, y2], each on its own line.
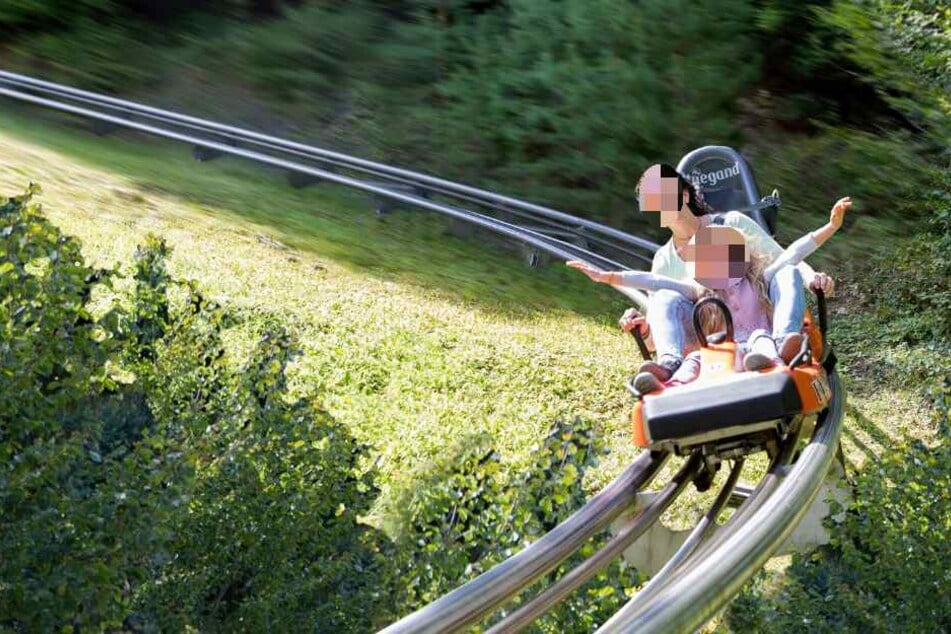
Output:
[764, 197, 851, 283]
[726, 210, 817, 289]
[566, 261, 706, 301]
[811, 196, 850, 247]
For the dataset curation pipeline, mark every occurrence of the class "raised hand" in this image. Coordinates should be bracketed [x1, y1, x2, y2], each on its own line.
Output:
[830, 196, 851, 230]
[812, 196, 853, 247]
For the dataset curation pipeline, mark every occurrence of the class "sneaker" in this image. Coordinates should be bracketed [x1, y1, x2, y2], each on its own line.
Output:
[743, 351, 775, 371]
[633, 371, 664, 395]
[776, 333, 805, 365]
[668, 354, 701, 386]
[745, 331, 780, 371]
[637, 356, 682, 382]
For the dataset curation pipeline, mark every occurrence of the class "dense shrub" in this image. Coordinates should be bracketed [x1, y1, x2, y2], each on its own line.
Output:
[0, 185, 174, 629]
[831, 170, 951, 356]
[868, 204, 951, 345]
[724, 171, 950, 633]
[0, 0, 273, 92]
[0, 187, 398, 631]
[726, 389, 950, 633]
[243, 2, 384, 105]
[396, 0, 760, 225]
[135, 316, 397, 632]
[820, 0, 951, 142]
[2, 186, 644, 632]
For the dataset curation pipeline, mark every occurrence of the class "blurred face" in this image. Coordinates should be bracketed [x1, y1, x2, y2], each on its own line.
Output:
[638, 164, 688, 228]
[682, 226, 749, 290]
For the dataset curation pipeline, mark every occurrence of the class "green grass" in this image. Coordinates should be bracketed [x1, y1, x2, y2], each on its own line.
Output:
[0, 104, 627, 318]
[0, 104, 940, 616]
[0, 104, 646, 505]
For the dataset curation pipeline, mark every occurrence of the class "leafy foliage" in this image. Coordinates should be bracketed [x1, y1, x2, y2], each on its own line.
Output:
[0, 185, 171, 630]
[395, 418, 641, 631]
[0, 187, 397, 631]
[0, 184, 115, 447]
[243, 2, 385, 104]
[866, 183, 951, 345]
[727, 393, 950, 633]
[724, 170, 951, 634]
[136, 315, 396, 632]
[400, 0, 760, 224]
[820, 0, 951, 142]
[1, 186, 646, 632]
[830, 169, 951, 355]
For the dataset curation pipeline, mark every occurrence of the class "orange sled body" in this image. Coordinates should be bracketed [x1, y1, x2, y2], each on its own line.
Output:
[631, 362, 831, 451]
[631, 302, 832, 453]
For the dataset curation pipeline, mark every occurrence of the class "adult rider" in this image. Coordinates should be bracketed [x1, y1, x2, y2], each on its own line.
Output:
[620, 163, 835, 383]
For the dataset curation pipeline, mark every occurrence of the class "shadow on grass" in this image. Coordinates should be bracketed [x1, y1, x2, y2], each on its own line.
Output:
[840, 402, 896, 468]
[0, 103, 631, 322]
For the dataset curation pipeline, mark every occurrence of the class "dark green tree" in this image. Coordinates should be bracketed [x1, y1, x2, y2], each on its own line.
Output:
[414, 0, 761, 225]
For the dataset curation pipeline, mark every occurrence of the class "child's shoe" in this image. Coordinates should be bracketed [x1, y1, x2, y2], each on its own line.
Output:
[668, 353, 701, 386]
[775, 332, 805, 365]
[632, 371, 664, 395]
[637, 356, 682, 382]
[744, 330, 781, 371]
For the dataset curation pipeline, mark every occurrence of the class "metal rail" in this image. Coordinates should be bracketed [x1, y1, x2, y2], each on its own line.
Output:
[597, 371, 846, 633]
[0, 80, 655, 308]
[639, 458, 745, 591]
[484, 452, 703, 634]
[0, 84, 654, 308]
[379, 451, 668, 634]
[0, 70, 659, 264]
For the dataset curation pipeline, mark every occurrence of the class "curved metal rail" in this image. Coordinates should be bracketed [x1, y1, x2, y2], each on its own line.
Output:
[484, 453, 706, 634]
[386, 370, 844, 634]
[597, 371, 846, 633]
[379, 450, 669, 634]
[634, 458, 746, 595]
[0, 70, 658, 264]
[610, 441, 800, 614]
[0, 80, 654, 309]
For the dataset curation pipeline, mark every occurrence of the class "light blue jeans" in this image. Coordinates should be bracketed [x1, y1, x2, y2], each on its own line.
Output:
[647, 266, 806, 364]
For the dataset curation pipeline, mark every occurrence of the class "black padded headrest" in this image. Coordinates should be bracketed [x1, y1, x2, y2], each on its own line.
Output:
[677, 146, 776, 234]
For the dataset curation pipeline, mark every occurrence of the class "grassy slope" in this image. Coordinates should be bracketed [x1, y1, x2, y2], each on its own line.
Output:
[0, 104, 937, 603]
[0, 106, 646, 505]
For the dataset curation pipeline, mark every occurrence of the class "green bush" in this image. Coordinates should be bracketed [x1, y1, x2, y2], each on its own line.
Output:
[745, 124, 938, 272]
[2, 185, 641, 632]
[726, 179, 950, 629]
[833, 170, 951, 352]
[5, 17, 166, 93]
[0, 187, 400, 631]
[0, 185, 174, 630]
[243, 2, 384, 106]
[404, 0, 760, 225]
[820, 0, 951, 142]
[726, 392, 950, 633]
[869, 219, 951, 345]
[136, 316, 397, 632]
